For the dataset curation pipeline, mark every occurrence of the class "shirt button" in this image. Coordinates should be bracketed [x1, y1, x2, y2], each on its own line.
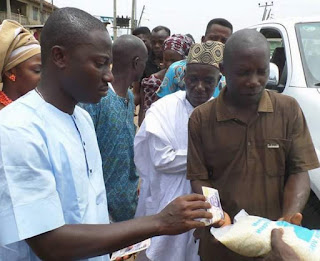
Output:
[248, 142, 251, 146]
[96, 197, 103, 205]
[89, 169, 93, 174]
[83, 141, 86, 146]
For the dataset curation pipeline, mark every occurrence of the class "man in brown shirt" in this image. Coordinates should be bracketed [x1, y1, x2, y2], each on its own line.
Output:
[187, 29, 320, 260]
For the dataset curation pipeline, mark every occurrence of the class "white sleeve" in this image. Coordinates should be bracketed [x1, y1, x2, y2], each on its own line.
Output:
[0, 124, 65, 247]
[148, 133, 187, 174]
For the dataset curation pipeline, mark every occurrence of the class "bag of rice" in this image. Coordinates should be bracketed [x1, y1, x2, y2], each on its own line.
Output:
[211, 210, 320, 260]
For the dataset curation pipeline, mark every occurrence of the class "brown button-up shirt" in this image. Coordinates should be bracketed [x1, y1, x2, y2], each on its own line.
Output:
[187, 88, 319, 260]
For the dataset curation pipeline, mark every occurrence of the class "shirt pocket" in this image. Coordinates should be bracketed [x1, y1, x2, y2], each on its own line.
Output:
[254, 138, 291, 177]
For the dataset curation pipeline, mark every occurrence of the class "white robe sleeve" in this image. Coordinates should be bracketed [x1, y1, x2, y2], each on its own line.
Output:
[148, 133, 187, 174]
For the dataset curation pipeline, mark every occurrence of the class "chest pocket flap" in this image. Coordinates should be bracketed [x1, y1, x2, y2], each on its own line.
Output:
[253, 138, 292, 176]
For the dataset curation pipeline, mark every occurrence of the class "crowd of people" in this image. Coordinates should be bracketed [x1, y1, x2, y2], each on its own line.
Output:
[0, 6, 319, 261]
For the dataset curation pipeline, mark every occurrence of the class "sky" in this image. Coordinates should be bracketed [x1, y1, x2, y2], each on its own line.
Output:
[52, 0, 320, 42]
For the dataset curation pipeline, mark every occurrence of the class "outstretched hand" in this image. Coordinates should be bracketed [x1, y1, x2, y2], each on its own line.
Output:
[278, 213, 303, 226]
[156, 194, 213, 235]
[263, 229, 301, 261]
[215, 211, 232, 228]
[193, 211, 231, 241]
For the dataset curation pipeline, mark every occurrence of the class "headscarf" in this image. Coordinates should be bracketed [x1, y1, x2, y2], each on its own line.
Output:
[187, 41, 225, 69]
[0, 20, 40, 91]
[163, 34, 194, 59]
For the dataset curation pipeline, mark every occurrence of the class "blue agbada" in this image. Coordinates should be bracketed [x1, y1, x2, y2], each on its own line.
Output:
[81, 88, 138, 222]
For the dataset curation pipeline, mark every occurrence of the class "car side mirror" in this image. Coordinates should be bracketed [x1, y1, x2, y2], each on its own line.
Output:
[267, 63, 279, 88]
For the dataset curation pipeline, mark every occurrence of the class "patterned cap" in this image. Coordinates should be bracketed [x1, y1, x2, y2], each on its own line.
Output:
[187, 41, 225, 68]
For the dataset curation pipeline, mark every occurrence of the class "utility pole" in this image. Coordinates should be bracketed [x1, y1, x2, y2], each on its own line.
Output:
[131, 0, 136, 33]
[6, 0, 11, 19]
[40, 0, 44, 24]
[138, 5, 145, 27]
[113, 0, 117, 40]
[266, 8, 272, 20]
[258, 1, 273, 21]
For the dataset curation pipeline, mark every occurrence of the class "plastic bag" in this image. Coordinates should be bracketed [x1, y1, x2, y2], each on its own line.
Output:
[211, 210, 320, 260]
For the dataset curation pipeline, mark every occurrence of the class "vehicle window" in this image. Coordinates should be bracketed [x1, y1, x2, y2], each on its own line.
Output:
[268, 39, 283, 57]
[260, 29, 283, 57]
[296, 22, 320, 87]
[260, 28, 287, 93]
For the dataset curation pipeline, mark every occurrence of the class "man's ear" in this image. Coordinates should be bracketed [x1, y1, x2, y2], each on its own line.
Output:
[219, 62, 225, 76]
[51, 45, 68, 69]
[133, 56, 139, 69]
[201, 36, 205, 43]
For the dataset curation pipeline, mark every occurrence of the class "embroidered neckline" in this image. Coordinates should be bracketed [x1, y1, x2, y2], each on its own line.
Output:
[0, 91, 12, 106]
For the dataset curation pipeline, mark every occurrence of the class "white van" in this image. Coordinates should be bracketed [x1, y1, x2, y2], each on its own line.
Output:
[250, 17, 320, 226]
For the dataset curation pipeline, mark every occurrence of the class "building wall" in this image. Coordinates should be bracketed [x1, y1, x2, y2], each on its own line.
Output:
[1, 0, 55, 25]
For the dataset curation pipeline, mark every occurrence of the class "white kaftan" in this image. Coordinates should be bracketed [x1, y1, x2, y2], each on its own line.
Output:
[134, 90, 203, 261]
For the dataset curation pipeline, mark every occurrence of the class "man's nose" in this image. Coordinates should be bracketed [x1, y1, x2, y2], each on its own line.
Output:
[248, 74, 260, 88]
[103, 69, 114, 83]
[196, 81, 205, 92]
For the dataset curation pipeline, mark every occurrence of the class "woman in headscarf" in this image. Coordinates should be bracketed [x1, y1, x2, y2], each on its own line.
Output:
[0, 20, 41, 110]
[141, 34, 194, 115]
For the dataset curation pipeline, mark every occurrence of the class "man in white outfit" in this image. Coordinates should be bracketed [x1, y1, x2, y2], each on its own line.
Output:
[134, 41, 224, 261]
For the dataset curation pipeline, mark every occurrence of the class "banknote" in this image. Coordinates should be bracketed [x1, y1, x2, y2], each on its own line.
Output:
[200, 186, 224, 226]
[110, 238, 151, 260]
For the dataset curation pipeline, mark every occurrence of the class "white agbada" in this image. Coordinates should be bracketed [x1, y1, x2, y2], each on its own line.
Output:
[134, 90, 203, 261]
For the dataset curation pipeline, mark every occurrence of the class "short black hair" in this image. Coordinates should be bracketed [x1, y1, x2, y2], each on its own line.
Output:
[205, 18, 233, 35]
[40, 7, 107, 66]
[132, 26, 151, 36]
[152, 25, 171, 36]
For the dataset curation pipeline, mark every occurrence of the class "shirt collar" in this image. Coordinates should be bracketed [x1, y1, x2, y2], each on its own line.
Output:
[185, 96, 194, 116]
[216, 87, 274, 122]
[108, 83, 115, 92]
[182, 91, 214, 117]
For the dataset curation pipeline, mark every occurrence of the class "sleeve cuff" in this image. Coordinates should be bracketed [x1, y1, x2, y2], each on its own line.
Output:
[289, 162, 320, 175]
[0, 192, 65, 246]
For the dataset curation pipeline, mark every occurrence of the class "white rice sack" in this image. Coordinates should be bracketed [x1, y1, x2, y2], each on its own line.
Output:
[211, 210, 320, 260]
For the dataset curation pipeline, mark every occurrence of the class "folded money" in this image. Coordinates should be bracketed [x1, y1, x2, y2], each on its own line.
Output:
[110, 239, 151, 261]
[200, 186, 224, 226]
